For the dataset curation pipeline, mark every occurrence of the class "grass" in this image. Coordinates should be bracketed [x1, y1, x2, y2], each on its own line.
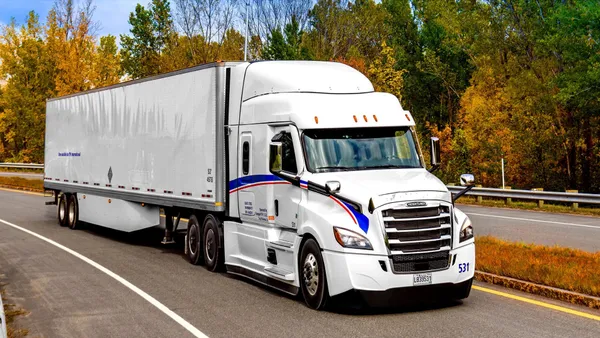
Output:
[1, 285, 29, 338]
[0, 177, 43, 192]
[458, 196, 600, 217]
[475, 236, 600, 298]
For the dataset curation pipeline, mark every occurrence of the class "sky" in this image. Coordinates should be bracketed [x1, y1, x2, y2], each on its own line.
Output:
[0, 0, 141, 38]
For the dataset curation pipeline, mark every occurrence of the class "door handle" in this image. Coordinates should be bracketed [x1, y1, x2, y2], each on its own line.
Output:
[275, 199, 279, 216]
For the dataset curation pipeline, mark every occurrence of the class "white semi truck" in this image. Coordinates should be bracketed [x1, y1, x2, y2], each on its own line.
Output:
[44, 61, 475, 309]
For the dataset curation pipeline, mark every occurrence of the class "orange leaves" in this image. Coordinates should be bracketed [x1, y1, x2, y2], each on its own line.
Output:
[476, 236, 600, 297]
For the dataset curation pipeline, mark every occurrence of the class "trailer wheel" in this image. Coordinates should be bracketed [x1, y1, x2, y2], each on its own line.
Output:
[58, 193, 68, 227]
[299, 238, 329, 310]
[186, 215, 202, 265]
[67, 194, 79, 230]
[202, 214, 223, 272]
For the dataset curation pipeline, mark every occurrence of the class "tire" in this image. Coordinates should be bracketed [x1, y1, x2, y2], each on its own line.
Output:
[186, 215, 202, 265]
[67, 194, 79, 230]
[58, 193, 68, 227]
[454, 278, 473, 300]
[202, 214, 223, 272]
[299, 238, 329, 310]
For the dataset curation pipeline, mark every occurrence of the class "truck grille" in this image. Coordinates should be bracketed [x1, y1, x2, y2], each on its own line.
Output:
[382, 203, 452, 273]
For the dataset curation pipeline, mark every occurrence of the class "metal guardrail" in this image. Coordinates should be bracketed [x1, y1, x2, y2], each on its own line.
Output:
[447, 185, 600, 206]
[0, 163, 43, 169]
[0, 291, 7, 338]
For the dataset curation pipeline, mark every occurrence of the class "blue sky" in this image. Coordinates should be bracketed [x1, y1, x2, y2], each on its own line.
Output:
[0, 0, 141, 37]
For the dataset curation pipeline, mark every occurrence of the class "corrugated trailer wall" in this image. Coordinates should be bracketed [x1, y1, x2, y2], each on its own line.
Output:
[44, 63, 226, 211]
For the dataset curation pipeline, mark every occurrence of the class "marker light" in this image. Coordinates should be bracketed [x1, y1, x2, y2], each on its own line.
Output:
[459, 218, 474, 242]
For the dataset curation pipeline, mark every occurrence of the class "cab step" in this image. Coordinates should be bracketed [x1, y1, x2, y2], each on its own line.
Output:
[264, 266, 295, 281]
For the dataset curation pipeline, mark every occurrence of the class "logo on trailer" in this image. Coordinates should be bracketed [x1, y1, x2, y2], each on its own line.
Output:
[407, 201, 427, 207]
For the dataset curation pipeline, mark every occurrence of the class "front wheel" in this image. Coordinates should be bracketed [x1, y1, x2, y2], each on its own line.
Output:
[299, 238, 329, 310]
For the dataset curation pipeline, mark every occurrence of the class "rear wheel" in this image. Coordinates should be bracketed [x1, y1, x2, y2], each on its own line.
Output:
[203, 214, 223, 272]
[67, 194, 79, 230]
[58, 193, 68, 227]
[186, 215, 202, 265]
[299, 238, 329, 310]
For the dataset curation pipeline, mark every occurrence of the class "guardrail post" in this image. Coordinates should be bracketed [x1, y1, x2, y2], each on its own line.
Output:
[566, 190, 579, 210]
[476, 185, 483, 203]
[504, 186, 512, 204]
[532, 188, 544, 208]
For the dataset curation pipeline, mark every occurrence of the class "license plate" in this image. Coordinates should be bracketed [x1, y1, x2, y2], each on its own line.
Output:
[413, 273, 432, 286]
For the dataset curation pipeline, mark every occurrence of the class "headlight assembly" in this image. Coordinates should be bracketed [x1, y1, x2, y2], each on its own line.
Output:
[333, 227, 373, 250]
[459, 218, 474, 242]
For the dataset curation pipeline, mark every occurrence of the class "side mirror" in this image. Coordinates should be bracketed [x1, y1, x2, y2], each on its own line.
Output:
[460, 174, 475, 186]
[269, 142, 283, 173]
[325, 181, 341, 194]
[428, 137, 441, 173]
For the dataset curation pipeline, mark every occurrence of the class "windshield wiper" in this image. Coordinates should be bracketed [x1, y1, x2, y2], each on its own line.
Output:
[315, 166, 355, 171]
[360, 164, 419, 170]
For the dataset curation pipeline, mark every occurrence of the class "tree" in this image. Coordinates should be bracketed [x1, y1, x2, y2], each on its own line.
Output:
[120, 0, 176, 78]
[262, 15, 310, 60]
[367, 41, 406, 100]
[95, 35, 121, 87]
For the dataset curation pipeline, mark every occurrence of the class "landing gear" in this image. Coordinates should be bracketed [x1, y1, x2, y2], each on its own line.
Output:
[299, 238, 329, 310]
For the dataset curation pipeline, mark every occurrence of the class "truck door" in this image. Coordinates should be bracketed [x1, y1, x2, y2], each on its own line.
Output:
[269, 126, 303, 229]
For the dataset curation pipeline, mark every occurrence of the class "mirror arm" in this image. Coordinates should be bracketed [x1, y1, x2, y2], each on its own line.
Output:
[428, 164, 439, 174]
[452, 185, 474, 202]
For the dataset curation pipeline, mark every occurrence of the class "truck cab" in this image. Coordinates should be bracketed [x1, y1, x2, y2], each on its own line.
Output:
[222, 61, 475, 309]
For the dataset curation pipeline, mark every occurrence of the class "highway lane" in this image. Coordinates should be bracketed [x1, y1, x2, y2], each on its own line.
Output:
[459, 204, 600, 252]
[0, 189, 599, 338]
[0, 171, 43, 179]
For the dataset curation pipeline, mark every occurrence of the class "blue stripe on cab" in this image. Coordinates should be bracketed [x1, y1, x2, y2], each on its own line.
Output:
[229, 174, 285, 191]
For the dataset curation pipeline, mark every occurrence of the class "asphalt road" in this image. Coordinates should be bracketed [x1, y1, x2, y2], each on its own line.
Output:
[0, 188, 599, 338]
[458, 204, 600, 252]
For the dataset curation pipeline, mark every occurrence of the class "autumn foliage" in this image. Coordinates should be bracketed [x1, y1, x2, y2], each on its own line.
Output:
[476, 236, 600, 298]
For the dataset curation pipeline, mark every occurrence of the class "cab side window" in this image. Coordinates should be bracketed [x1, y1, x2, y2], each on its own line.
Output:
[270, 131, 297, 175]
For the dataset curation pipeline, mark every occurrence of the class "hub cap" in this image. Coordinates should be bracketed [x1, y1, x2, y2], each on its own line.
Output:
[59, 199, 66, 221]
[303, 253, 319, 296]
[205, 228, 216, 262]
[68, 200, 75, 224]
[189, 225, 198, 255]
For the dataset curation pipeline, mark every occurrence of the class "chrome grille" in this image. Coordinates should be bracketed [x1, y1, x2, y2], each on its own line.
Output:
[382, 203, 452, 273]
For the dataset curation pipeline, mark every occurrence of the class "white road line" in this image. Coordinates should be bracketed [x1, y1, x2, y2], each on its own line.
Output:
[466, 212, 600, 230]
[0, 218, 208, 338]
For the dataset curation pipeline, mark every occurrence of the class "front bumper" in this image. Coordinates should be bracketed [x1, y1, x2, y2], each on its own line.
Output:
[322, 243, 475, 297]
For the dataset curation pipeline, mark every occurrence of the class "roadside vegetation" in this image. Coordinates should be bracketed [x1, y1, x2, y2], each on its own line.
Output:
[458, 196, 600, 217]
[475, 236, 600, 298]
[0, 177, 43, 192]
[1, 285, 29, 338]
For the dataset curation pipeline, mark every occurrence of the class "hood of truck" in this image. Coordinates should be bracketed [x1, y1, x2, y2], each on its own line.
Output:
[305, 168, 449, 205]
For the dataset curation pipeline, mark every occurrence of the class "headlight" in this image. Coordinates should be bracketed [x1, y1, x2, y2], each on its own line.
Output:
[333, 227, 373, 250]
[459, 218, 474, 242]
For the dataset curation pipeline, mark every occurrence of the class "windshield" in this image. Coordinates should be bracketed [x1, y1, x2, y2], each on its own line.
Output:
[303, 127, 423, 173]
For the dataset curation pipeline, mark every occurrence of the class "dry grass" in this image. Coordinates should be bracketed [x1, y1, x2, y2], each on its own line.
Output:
[1, 287, 29, 338]
[0, 177, 43, 192]
[476, 236, 600, 297]
[459, 196, 600, 217]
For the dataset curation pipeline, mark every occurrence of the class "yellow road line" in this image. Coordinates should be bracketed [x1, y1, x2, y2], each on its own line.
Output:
[0, 187, 45, 196]
[473, 285, 600, 321]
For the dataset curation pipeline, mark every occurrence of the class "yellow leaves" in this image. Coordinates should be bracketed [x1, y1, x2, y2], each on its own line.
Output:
[367, 41, 406, 100]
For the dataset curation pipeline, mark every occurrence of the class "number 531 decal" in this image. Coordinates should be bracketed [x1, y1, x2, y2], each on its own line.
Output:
[458, 263, 470, 273]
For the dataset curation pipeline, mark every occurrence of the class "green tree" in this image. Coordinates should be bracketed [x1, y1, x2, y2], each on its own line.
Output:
[262, 16, 311, 60]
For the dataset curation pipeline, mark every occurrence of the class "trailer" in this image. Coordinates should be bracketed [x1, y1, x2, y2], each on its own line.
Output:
[45, 61, 476, 309]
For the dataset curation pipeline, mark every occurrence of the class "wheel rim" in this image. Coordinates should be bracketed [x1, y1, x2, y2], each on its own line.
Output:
[189, 225, 198, 256]
[303, 253, 319, 296]
[68, 200, 75, 225]
[59, 199, 66, 221]
[205, 228, 216, 263]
